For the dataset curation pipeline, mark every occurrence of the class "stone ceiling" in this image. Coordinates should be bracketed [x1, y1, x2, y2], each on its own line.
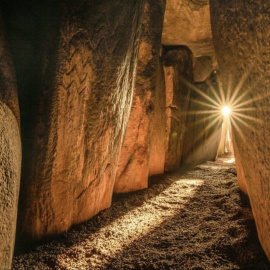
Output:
[162, 0, 215, 58]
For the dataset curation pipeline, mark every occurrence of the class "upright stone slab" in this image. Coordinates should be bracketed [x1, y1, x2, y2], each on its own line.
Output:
[163, 47, 193, 171]
[115, 0, 166, 193]
[0, 12, 21, 270]
[210, 0, 270, 260]
[13, 0, 144, 240]
[148, 61, 166, 176]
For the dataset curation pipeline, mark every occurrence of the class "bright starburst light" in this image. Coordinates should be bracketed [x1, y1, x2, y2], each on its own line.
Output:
[222, 106, 231, 116]
[180, 68, 266, 143]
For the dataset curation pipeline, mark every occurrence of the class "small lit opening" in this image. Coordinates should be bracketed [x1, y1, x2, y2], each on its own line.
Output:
[222, 106, 231, 116]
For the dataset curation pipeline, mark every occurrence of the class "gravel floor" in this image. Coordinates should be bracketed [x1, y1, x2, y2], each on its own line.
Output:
[12, 155, 270, 270]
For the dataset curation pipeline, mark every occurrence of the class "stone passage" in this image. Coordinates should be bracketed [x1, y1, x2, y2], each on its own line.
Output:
[12, 156, 270, 270]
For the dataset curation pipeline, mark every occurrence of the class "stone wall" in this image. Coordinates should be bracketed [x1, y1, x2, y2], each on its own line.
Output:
[210, 0, 270, 260]
[163, 47, 193, 171]
[4, 0, 144, 240]
[0, 12, 21, 270]
[114, 0, 166, 193]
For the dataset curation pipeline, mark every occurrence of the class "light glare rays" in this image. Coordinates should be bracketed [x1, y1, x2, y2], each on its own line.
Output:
[230, 117, 246, 142]
[233, 92, 270, 110]
[193, 113, 220, 126]
[194, 116, 223, 144]
[206, 79, 223, 105]
[180, 76, 220, 108]
[216, 74, 226, 104]
[231, 75, 265, 108]
[225, 74, 233, 104]
[180, 67, 262, 143]
[229, 64, 253, 105]
[232, 107, 256, 113]
[233, 111, 263, 124]
[190, 98, 220, 110]
[232, 114, 255, 130]
[183, 109, 220, 116]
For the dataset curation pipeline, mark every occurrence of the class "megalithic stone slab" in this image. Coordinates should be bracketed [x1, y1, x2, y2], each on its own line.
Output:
[115, 0, 166, 193]
[163, 47, 193, 171]
[210, 0, 270, 261]
[0, 12, 21, 270]
[17, 0, 144, 240]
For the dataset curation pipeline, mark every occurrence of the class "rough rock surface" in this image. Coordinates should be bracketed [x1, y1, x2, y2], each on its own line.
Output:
[0, 13, 21, 270]
[114, 0, 166, 193]
[162, 0, 214, 57]
[7, 0, 144, 240]
[182, 75, 222, 166]
[210, 0, 270, 260]
[193, 56, 215, 83]
[147, 61, 166, 176]
[12, 156, 270, 270]
[163, 47, 193, 171]
[232, 135, 248, 195]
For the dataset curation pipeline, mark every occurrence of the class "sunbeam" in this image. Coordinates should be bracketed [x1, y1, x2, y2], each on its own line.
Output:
[232, 112, 262, 124]
[232, 107, 256, 112]
[194, 113, 220, 126]
[206, 79, 223, 105]
[229, 65, 253, 105]
[216, 75, 226, 104]
[225, 74, 233, 104]
[230, 117, 246, 142]
[194, 116, 222, 144]
[232, 114, 255, 131]
[190, 98, 220, 110]
[182, 109, 221, 116]
[181, 66, 264, 145]
[180, 76, 221, 107]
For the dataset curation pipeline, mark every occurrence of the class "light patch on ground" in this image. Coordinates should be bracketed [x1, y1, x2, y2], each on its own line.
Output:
[58, 179, 204, 269]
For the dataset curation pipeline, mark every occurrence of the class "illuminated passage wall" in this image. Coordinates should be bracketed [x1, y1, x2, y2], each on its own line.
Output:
[210, 0, 270, 261]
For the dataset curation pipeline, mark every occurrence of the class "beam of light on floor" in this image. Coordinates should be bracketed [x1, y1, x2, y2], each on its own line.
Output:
[57, 179, 204, 269]
[224, 158, 235, 164]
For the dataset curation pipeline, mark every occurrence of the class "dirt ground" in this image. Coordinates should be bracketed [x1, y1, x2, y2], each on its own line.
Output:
[12, 155, 270, 270]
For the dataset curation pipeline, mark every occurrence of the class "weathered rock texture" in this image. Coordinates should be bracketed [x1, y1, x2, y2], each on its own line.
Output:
[232, 134, 248, 195]
[193, 56, 214, 83]
[210, 0, 270, 260]
[163, 47, 193, 171]
[147, 61, 166, 176]
[182, 76, 222, 166]
[0, 13, 21, 270]
[5, 0, 144, 240]
[114, 0, 166, 193]
[162, 0, 214, 57]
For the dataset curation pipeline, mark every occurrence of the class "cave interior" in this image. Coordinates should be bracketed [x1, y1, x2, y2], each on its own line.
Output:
[0, 0, 270, 269]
